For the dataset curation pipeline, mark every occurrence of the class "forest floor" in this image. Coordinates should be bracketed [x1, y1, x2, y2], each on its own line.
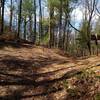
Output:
[0, 42, 100, 100]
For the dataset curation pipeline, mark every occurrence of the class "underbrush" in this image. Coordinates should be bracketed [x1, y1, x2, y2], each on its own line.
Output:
[63, 70, 100, 100]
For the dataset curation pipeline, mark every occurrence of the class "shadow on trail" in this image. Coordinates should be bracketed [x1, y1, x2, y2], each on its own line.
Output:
[0, 67, 81, 86]
[0, 53, 72, 99]
[0, 55, 75, 86]
[0, 68, 81, 100]
[0, 55, 70, 73]
[0, 41, 34, 49]
[0, 86, 63, 100]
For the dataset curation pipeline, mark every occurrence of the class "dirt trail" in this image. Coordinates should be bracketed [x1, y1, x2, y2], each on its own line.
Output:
[0, 44, 100, 100]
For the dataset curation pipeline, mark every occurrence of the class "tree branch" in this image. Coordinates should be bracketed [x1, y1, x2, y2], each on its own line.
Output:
[68, 22, 82, 33]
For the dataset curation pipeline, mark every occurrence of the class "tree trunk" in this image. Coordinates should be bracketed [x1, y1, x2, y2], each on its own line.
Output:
[49, 7, 54, 48]
[33, 0, 36, 44]
[63, 0, 70, 51]
[9, 0, 13, 31]
[0, 0, 1, 17]
[39, 0, 43, 44]
[24, 17, 27, 40]
[17, 0, 22, 38]
[1, 0, 5, 34]
[29, 15, 33, 41]
[0, 0, 2, 31]
[58, 0, 63, 48]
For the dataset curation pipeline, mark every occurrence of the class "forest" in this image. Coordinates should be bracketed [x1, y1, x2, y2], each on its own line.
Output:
[0, 0, 100, 100]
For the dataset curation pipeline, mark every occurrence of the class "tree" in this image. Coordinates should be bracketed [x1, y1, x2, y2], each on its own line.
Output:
[0, 0, 1, 17]
[68, 0, 97, 55]
[0, 0, 2, 31]
[33, 0, 37, 44]
[17, 0, 22, 38]
[22, 0, 34, 40]
[58, 0, 63, 48]
[63, 0, 71, 51]
[9, 0, 14, 31]
[1, 0, 5, 34]
[86, 0, 96, 55]
[48, 0, 55, 47]
[39, 0, 43, 43]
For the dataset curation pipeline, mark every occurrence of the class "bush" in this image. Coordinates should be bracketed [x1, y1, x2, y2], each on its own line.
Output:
[63, 70, 100, 99]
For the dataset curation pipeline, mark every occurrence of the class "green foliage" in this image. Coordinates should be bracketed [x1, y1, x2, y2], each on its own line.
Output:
[63, 70, 99, 99]
[95, 93, 100, 100]
[77, 20, 91, 49]
[22, 0, 34, 18]
[42, 18, 49, 28]
[41, 33, 49, 44]
[48, 0, 60, 8]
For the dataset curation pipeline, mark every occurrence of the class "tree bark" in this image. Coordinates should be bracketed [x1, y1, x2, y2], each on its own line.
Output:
[24, 17, 27, 40]
[33, 0, 36, 44]
[9, 0, 13, 31]
[17, 0, 22, 38]
[1, 0, 5, 34]
[0, 0, 2, 31]
[39, 0, 43, 43]
[58, 0, 63, 48]
[29, 15, 33, 38]
[49, 7, 54, 48]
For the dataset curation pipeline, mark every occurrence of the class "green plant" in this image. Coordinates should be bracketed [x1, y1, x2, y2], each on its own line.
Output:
[94, 93, 100, 100]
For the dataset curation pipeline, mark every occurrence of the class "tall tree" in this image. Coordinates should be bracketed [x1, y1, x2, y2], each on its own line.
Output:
[17, 0, 22, 38]
[22, 0, 34, 40]
[58, 0, 63, 48]
[63, 0, 71, 51]
[85, 0, 96, 55]
[48, 0, 55, 47]
[9, 0, 13, 31]
[39, 0, 43, 43]
[1, 0, 5, 34]
[0, 0, 2, 31]
[0, 0, 1, 17]
[33, 0, 36, 44]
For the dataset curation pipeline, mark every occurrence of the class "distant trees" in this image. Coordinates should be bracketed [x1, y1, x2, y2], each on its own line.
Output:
[0, 0, 100, 56]
[79, 0, 97, 55]
[48, 0, 78, 50]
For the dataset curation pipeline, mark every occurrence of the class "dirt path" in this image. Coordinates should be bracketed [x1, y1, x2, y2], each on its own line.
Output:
[0, 44, 100, 100]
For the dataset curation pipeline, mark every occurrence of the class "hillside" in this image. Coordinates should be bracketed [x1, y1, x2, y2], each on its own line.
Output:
[0, 43, 100, 100]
